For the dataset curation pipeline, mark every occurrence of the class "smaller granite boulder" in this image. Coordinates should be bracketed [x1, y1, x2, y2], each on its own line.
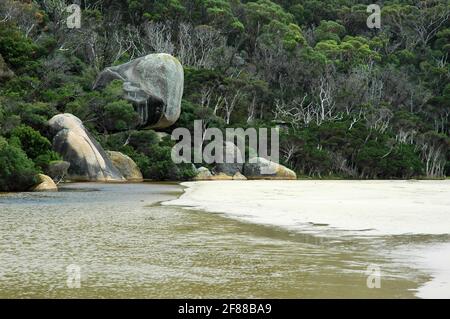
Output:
[233, 172, 247, 180]
[107, 151, 143, 182]
[194, 167, 213, 181]
[243, 157, 297, 180]
[31, 174, 58, 192]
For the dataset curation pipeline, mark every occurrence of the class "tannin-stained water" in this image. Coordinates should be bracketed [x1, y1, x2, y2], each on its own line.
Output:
[0, 183, 442, 298]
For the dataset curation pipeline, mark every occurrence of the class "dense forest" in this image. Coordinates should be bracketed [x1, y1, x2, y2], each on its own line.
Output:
[0, 0, 449, 190]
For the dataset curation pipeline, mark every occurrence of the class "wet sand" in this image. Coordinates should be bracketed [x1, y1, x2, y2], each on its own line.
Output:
[164, 180, 450, 298]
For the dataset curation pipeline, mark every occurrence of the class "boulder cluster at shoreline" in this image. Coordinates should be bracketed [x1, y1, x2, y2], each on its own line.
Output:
[26, 53, 297, 192]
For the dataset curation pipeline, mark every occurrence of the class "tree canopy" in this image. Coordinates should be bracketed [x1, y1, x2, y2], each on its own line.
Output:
[0, 0, 449, 184]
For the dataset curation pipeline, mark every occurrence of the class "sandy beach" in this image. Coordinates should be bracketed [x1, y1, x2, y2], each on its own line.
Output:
[164, 180, 450, 298]
[166, 180, 450, 236]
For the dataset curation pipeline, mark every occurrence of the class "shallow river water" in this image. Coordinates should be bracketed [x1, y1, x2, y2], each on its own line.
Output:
[0, 183, 446, 298]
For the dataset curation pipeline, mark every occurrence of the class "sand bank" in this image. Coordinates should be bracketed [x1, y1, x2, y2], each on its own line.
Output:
[165, 180, 450, 236]
[164, 180, 450, 299]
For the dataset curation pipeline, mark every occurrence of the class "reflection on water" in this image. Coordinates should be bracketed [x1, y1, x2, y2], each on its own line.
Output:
[0, 183, 436, 298]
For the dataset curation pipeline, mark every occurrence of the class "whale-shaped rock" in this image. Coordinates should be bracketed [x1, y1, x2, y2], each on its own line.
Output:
[93, 53, 184, 129]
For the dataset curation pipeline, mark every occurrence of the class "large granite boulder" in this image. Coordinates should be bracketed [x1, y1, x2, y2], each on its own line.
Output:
[49, 114, 125, 182]
[93, 53, 184, 129]
[107, 151, 143, 182]
[243, 157, 297, 180]
[31, 174, 58, 192]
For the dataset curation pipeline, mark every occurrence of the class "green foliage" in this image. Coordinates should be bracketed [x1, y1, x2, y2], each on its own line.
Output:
[10, 125, 52, 160]
[0, 23, 43, 73]
[126, 131, 196, 181]
[281, 117, 425, 179]
[128, 130, 160, 153]
[314, 20, 346, 43]
[0, 0, 449, 181]
[315, 36, 381, 70]
[103, 129, 196, 181]
[435, 28, 450, 54]
[204, 0, 244, 32]
[0, 136, 38, 192]
[260, 20, 306, 50]
[66, 80, 139, 133]
[104, 101, 140, 131]
[13, 102, 57, 131]
[140, 142, 197, 181]
[0, 75, 40, 98]
[301, 0, 338, 25]
[355, 142, 424, 179]
[245, 0, 294, 25]
[289, 4, 305, 25]
[9, 125, 60, 171]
